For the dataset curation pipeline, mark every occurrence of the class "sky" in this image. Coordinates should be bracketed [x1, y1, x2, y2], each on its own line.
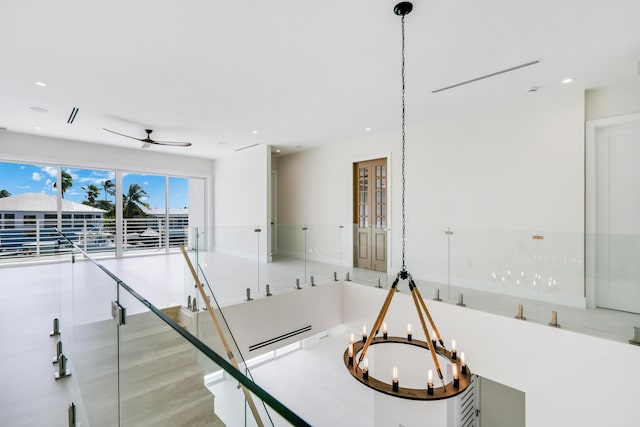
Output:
[0, 161, 188, 209]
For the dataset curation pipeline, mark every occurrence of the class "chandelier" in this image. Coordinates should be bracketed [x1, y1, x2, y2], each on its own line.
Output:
[343, 2, 471, 400]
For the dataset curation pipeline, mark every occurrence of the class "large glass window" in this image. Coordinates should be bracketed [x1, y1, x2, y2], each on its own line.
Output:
[122, 173, 165, 253]
[56, 167, 116, 255]
[0, 160, 201, 260]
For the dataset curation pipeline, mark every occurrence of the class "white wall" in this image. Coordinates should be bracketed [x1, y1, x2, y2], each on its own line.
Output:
[0, 131, 214, 178]
[586, 80, 640, 121]
[209, 283, 342, 359]
[277, 88, 586, 306]
[212, 144, 270, 260]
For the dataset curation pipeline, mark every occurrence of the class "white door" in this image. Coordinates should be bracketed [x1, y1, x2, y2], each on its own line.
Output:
[594, 121, 640, 313]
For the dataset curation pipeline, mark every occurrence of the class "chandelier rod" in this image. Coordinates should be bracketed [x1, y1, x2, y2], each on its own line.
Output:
[400, 11, 407, 272]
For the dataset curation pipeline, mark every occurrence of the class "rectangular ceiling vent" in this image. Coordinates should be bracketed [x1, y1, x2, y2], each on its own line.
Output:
[235, 143, 259, 152]
[432, 59, 541, 93]
[67, 107, 79, 124]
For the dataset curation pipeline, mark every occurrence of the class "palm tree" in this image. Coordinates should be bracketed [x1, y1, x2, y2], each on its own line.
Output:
[82, 184, 100, 206]
[0, 189, 10, 198]
[102, 179, 115, 201]
[52, 170, 73, 198]
[122, 183, 151, 218]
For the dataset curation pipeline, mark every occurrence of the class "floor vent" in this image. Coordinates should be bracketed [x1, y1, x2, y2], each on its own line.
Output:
[67, 107, 79, 124]
[249, 325, 312, 352]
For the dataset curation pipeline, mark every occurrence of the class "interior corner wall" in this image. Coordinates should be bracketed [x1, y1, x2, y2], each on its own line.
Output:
[277, 88, 586, 304]
[585, 80, 640, 121]
[212, 145, 269, 260]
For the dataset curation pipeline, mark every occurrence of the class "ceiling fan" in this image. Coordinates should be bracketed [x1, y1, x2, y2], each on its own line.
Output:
[103, 128, 191, 148]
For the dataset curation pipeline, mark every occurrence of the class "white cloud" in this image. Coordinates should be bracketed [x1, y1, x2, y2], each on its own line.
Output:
[17, 185, 30, 189]
[42, 166, 57, 177]
[32, 172, 42, 181]
[64, 168, 79, 180]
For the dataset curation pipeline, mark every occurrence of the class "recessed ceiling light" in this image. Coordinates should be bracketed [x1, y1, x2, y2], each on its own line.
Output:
[562, 78, 573, 84]
[34, 126, 41, 130]
[365, 127, 371, 131]
[275, 149, 281, 153]
[35, 81, 47, 87]
[30, 106, 49, 113]
[252, 130, 259, 134]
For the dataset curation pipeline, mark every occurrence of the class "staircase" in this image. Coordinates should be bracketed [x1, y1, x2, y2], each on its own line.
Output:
[71, 310, 225, 426]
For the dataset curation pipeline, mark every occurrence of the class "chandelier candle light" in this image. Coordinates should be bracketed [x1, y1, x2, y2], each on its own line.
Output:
[343, 2, 471, 401]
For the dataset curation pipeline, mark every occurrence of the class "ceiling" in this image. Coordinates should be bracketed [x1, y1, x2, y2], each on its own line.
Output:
[1, 0, 639, 159]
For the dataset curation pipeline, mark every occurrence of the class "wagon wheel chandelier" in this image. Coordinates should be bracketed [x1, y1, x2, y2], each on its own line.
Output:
[343, 2, 471, 400]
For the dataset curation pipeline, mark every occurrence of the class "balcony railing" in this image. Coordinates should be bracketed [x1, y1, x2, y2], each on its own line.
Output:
[0, 217, 188, 261]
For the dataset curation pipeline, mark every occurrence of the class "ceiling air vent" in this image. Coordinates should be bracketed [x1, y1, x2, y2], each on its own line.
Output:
[432, 59, 542, 93]
[235, 143, 259, 152]
[67, 107, 79, 124]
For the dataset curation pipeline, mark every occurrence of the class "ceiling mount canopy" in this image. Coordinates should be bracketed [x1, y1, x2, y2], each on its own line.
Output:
[393, 1, 413, 16]
[343, 1, 471, 401]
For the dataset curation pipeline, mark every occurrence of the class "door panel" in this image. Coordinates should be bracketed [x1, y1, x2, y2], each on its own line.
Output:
[595, 123, 640, 313]
[355, 163, 371, 269]
[358, 232, 369, 259]
[354, 158, 387, 272]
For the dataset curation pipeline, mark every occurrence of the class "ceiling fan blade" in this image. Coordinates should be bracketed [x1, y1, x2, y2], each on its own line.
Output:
[150, 140, 192, 147]
[103, 128, 144, 142]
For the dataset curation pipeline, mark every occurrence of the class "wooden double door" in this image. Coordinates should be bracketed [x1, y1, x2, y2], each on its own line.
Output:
[354, 158, 387, 272]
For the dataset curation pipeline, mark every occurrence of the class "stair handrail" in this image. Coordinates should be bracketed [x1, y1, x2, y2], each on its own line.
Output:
[56, 229, 310, 427]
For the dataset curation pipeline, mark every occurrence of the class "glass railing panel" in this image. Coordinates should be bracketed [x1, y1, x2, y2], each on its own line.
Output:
[185, 252, 301, 426]
[183, 222, 636, 344]
[302, 223, 345, 284]
[444, 228, 584, 312]
[58, 231, 309, 426]
[67, 253, 119, 426]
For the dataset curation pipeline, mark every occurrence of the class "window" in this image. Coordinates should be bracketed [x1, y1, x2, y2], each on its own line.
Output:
[0, 160, 202, 258]
[4, 213, 14, 229]
[44, 214, 57, 228]
[24, 215, 36, 237]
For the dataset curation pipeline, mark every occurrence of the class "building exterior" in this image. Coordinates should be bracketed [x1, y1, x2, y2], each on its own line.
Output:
[0, 193, 106, 252]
